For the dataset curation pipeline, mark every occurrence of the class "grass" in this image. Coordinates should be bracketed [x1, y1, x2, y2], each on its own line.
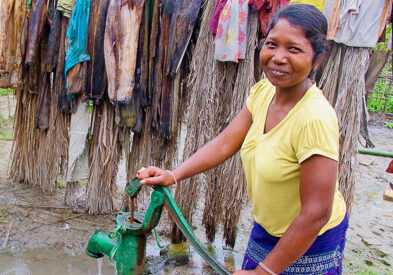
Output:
[0, 113, 13, 140]
[367, 24, 393, 124]
[0, 88, 14, 96]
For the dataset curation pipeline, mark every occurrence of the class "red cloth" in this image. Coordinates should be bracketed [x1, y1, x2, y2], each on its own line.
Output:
[248, 0, 290, 37]
[386, 160, 393, 173]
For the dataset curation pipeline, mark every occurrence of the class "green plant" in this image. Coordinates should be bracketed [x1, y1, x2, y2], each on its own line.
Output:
[0, 88, 14, 96]
[374, 24, 391, 52]
[58, 180, 65, 188]
[385, 121, 393, 129]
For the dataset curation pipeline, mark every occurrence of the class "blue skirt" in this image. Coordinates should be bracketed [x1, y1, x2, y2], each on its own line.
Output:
[242, 214, 348, 274]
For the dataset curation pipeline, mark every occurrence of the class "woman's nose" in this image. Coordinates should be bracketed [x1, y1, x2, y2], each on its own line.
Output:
[272, 49, 287, 64]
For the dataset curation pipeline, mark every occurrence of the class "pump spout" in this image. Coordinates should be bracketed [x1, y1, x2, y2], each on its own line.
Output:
[85, 229, 118, 259]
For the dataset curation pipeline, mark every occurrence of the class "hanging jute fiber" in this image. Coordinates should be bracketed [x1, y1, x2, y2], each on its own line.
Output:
[10, 0, 70, 192]
[87, 100, 124, 214]
[319, 42, 371, 212]
[169, 0, 217, 244]
[217, 11, 259, 248]
[171, 0, 259, 247]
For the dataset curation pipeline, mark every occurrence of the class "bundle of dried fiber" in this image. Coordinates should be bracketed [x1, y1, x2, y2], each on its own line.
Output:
[87, 100, 124, 214]
[35, 80, 70, 192]
[200, 59, 238, 244]
[9, 90, 40, 185]
[218, 11, 259, 248]
[319, 43, 371, 212]
[168, 0, 217, 244]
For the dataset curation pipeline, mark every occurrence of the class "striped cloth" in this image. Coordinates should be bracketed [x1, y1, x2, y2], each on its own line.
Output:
[57, 0, 76, 17]
[323, 0, 391, 48]
[242, 214, 348, 274]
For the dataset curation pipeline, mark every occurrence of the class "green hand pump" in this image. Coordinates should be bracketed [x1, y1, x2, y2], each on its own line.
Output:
[85, 178, 230, 275]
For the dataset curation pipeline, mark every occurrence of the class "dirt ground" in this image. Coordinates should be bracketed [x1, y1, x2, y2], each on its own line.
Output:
[0, 96, 392, 274]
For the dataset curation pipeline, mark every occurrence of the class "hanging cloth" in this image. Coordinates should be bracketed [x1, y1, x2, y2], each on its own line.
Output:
[248, 0, 290, 37]
[209, 0, 228, 34]
[64, 0, 90, 86]
[324, 0, 391, 48]
[215, 0, 249, 63]
[57, 0, 76, 17]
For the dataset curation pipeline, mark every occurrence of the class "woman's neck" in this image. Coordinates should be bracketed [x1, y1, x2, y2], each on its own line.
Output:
[274, 78, 312, 107]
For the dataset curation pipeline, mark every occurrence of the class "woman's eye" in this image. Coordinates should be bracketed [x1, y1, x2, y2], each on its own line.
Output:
[265, 41, 276, 48]
[289, 47, 301, 53]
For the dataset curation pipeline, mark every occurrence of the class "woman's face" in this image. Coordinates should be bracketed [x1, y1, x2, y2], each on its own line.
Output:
[260, 18, 315, 89]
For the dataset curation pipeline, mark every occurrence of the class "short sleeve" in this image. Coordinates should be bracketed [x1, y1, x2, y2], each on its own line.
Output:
[246, 79, 270, 116]
[246, 85, 257, 115]
[294, 119, 339, 163]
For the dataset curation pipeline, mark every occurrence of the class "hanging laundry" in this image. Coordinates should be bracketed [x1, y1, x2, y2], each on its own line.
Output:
[324, 0, 391, 47]
[66, 97, 91, 183]
[57, 17, 76, 113]
[86, 0, 110, 101]
[25, 0, 47, 66]
[44, 10, 62, 73]
[104, 0, 146, 103]
[35, 73, 51, 129]
[64, 0, 90, 95]
[136, 0, 153, 109]
[289, 0, 324, 11]
[209, 0, 228, 34]
[149, 0, 202, 138]
[248, 0, 289, 37]
[151, 0, 173, 137]
[119, 0, 152, 130]
[166, 0, 202, 77]
[0, 0, 27, 88]
[57, 0, 76, 17]
[148, 0, 161, 111]
[215, 0, 249, 63]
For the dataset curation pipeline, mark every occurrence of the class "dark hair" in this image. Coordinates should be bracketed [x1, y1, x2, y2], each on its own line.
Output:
[266, 4, 328, 59]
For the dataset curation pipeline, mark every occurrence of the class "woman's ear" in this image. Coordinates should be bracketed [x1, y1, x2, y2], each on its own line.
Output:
[313, 53, 326, 69]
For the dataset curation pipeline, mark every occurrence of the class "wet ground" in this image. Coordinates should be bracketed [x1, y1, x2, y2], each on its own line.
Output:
[0, 96, 392, 274]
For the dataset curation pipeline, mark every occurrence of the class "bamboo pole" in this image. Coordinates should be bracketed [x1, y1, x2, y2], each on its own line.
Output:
[358, 149, 393, 158]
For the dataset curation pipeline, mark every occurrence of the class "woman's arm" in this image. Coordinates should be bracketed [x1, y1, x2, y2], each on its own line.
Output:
[236, 155, 338, 275]
[137, 105, 253, 186]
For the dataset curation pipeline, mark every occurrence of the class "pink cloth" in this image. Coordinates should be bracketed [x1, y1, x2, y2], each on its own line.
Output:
[209, 0, 228, 34]
[215, 0, 249, 63]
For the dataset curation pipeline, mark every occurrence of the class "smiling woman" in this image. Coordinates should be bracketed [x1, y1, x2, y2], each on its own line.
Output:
[136, 3, 347, 275]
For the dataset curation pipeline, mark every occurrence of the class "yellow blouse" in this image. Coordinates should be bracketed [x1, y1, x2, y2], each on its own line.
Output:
[240, 79, 346, 237]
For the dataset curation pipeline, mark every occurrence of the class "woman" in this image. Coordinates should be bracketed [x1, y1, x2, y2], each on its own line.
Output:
[137, 4, 348, 274]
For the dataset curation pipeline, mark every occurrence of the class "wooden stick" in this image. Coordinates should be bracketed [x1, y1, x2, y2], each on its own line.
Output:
[10, 202, 71, 210]
[38, 209, 113, 227]
[2, 219, 14, 248]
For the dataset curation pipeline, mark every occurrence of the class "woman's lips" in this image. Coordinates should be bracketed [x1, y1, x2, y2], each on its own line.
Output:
[269, 67, 288, 77]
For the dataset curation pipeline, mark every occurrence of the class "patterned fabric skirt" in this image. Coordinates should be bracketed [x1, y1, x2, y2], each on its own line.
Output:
[242, 214, 348, 274]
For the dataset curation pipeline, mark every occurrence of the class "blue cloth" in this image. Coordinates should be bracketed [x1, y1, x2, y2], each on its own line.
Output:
[64, 0, 90, 87]
[242, 214, 349, 274]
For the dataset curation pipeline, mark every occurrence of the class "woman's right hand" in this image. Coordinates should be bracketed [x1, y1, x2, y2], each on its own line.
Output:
[136, 166, 176, 187]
